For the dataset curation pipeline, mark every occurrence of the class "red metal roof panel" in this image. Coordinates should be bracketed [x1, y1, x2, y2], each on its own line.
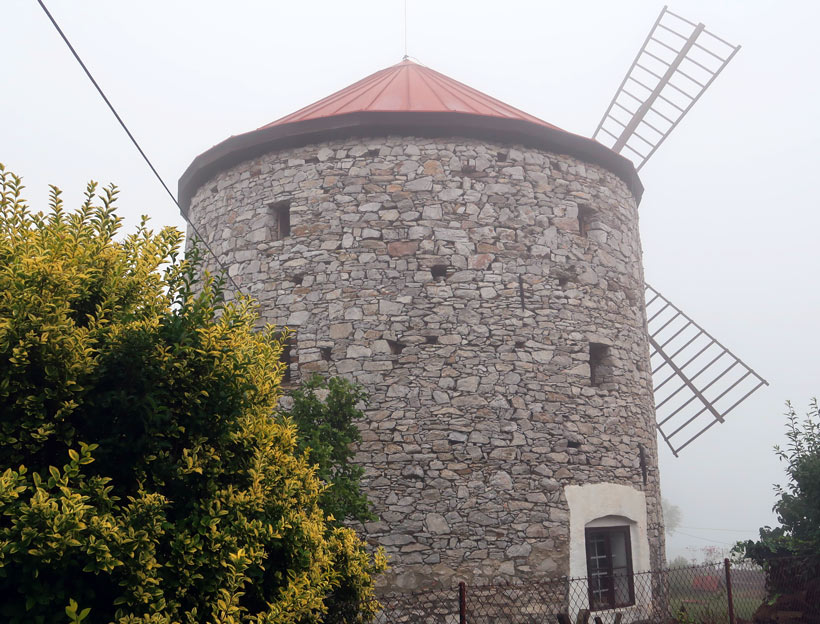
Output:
[261, 59, 561, 131]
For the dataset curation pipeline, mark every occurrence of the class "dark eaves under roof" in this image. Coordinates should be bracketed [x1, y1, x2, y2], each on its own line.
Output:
[178, 60, 643, 214]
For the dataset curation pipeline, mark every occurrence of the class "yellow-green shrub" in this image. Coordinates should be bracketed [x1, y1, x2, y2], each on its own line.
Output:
[0, 165, 385, 624]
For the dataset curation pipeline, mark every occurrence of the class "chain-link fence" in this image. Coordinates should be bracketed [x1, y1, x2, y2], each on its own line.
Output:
[373, 558, 820, 623]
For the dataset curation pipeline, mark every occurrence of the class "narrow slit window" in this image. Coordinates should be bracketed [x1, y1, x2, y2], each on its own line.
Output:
[280, 337, 295, 383]
[578, 205, 594, 238]
[589, 342, 610, 387]
[639, 444, 648, 485]
[271, 200, 291, 239]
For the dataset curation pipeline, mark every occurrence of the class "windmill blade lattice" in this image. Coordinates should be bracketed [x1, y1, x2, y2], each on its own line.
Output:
[645, 284, 768, 456]
[594, 5, 740, 170]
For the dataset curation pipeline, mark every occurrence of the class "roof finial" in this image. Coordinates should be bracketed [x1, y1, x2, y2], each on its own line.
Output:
[403, 0, 409, 60]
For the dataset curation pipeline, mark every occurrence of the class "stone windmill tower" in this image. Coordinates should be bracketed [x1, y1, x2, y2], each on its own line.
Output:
[178, 7, 765, 607]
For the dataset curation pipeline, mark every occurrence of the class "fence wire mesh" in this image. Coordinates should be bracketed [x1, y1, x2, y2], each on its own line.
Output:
[373, 558, 820, 624]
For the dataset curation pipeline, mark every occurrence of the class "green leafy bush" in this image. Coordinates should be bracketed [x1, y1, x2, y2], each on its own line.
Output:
[736, 399, 820, 589]
[281, 375, 375, 527]
[0, 165, 385, 623]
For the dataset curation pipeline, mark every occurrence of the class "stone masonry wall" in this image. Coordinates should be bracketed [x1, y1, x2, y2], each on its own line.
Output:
[186, 135, 665, 590]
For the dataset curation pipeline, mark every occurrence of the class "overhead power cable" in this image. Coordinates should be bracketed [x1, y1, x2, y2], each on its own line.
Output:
[679, 525, 758, 533]
[35, 0, 243, 295]
[674, 530, 735, 546]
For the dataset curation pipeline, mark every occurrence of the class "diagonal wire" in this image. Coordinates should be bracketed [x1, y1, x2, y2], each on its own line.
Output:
[34, 0, 243, 295]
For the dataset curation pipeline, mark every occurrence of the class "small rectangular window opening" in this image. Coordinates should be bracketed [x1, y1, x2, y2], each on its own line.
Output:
[431, 264, 449, 280]
[320, 346, 332, 362]
[589, 342, 609, 387]
[578, 205, 594, 238]
[585, 526, 635, 610]
[387, 339, 405, 355]
[271, 200, 291, 239]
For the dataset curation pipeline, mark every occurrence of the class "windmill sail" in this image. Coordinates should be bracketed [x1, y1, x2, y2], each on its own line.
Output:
[645, 284, 768, 456]
[594, 6, 740, 171]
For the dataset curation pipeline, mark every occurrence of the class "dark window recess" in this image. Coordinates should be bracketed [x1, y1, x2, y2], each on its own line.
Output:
[431, 265, 449, 280]
[387, 339, 406, 355]
[291, 274, 304, 286]
[271, 200, 291, 239]
[320, 347, 332, 362]
[515, 340, 526, 349]
[304, 156, 320, 164]
[589, 342, 610, 387]
[280, 339, 294, 383]
[496, 151, 508, 162]
[366, 148, 381, 157]
[558, 276, 570, 287]
[567, 440, 582, 449]
[585, 526, 635, 610]
[518, 276, 526, 311]
[425, 335, 439, 345]
[639, 444, 648, 485]
[578, 205, 595, 238]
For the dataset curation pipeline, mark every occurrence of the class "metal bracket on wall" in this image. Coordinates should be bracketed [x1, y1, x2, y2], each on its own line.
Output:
[645, 283, 768, 456]
[593, 5, 740, 171]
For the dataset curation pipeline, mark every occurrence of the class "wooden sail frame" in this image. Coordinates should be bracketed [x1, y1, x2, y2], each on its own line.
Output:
[645, 284, 768, 456]
[593, 6, 740, 171]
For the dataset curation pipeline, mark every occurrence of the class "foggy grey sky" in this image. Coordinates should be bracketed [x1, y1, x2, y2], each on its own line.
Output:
[3, 0, 818, 561]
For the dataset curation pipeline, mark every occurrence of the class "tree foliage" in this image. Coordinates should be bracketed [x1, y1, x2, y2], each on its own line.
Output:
[0, 165, 385, 624]
[281, 375, 375, 527]
[668, 555, 691, 568]
[662, 498, 682, 535]
[737, 399, 820, 582]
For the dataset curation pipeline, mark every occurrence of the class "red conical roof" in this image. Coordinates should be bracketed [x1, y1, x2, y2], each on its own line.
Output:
[179, 60, 642, 212]
[261, 60, 561, 131]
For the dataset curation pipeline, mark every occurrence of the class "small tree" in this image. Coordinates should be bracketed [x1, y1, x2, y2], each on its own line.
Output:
[668, 555, 691, 568]
[662, 498, 682, 535]
[0, 165, 384, 624]
[736, 399, 820, 588]
[281, 375, 375, 527]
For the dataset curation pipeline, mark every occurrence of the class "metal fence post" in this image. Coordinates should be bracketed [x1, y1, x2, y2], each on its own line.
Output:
[724, 558, 735, 624]
[458, 581, 467, 624]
